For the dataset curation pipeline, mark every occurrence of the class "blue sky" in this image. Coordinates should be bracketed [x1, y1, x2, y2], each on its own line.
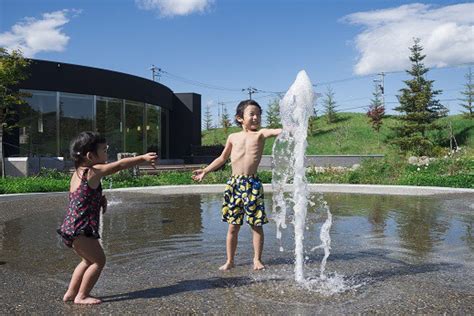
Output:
[1, 0, 473, 126]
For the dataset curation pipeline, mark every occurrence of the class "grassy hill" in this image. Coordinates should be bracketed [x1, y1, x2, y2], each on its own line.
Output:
[202, 113, 474, 156]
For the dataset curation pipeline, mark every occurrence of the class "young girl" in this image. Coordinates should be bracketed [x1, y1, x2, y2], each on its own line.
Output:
[57, 131, 157, 304]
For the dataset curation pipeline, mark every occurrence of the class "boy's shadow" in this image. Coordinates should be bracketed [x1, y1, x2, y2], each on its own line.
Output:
[101, 276, 253, 302]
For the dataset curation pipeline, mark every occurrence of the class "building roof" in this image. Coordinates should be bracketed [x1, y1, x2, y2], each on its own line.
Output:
[20, 59, 175, 110]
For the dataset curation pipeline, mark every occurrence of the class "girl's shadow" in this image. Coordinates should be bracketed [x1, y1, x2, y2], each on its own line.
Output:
[101, 276, 253, 302]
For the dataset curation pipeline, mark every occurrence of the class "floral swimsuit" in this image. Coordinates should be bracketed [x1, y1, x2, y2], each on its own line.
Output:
[57, 168, 103, 247]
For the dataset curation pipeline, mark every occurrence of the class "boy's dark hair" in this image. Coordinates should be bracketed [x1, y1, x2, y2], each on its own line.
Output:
[234, 99, 262, 126]
[70, 131, 107, 168]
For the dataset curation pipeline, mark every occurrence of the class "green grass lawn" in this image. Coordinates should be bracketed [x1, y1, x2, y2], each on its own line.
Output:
[1, 152, 472, 194]
[203, 113, 474, 156]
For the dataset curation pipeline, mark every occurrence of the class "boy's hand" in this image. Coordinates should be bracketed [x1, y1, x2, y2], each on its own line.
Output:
[100, 195, 108, 214]
[143, 152, 158, 169]
[192, 169, 207, 182]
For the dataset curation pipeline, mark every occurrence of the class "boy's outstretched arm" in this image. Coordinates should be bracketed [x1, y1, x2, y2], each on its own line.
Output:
[93, 153, 158, 177]
[260, 128, 283, 138]
[192, 136, 233, 182]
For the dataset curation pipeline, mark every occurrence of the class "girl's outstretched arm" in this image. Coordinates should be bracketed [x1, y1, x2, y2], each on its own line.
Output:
[192, 136, 233, 182]
[93, 153, 158, 178]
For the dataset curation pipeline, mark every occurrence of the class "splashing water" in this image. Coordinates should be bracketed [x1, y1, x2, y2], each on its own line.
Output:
[98, 177, 122, 246]
[99, 211, 104, 246]
[310, 198, 333, 278]
[97, 178, 113, 246]
[271, 70, 335, 285]
[106, 177, 122, 206]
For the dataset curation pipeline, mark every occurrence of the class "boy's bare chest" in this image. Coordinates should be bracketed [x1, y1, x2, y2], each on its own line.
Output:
[232, 135, 264, 155]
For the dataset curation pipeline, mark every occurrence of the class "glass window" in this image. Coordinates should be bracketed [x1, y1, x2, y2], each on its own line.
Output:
[125, 100, 144, 154]
[19, 90, 57, 156]
[96, 97, 123, 161]
[146, 104, 161, 156]
[59, 92, 94, 157]
[160, 108, 169, 159]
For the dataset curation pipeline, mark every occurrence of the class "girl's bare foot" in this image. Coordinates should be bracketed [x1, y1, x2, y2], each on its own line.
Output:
[253, 260, 265, 270]
[63, 291, 76, 302]
[74, 296, 102, 305]
[219, 262, 235, 271]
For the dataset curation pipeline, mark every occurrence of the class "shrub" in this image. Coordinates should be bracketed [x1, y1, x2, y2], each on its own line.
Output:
[38, 167, 69, 180]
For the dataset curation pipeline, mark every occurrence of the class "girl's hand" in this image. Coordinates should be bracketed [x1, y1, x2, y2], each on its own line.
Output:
[192, 169, 207, 182]
[100, 195, 108, 214]
[143, 152, 158, 168]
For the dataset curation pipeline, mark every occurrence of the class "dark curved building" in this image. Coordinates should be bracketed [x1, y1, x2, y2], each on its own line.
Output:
[6, 59, 201, 161]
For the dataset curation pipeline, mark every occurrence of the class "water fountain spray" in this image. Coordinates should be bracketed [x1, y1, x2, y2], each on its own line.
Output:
[272, 70, 315, 282]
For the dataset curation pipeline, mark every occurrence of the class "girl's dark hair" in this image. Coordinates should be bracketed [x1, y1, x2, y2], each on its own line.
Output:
[70, 131, 107, 168]
[234, 99, 262, 126]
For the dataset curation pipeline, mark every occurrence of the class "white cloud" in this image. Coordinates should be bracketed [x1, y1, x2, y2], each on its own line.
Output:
[342, 3, 474, 75]
[0, 10, 78, 57]
[135, 0, 214, 17]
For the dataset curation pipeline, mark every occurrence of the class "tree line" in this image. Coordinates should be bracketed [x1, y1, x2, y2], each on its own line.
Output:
[204, 39, 473, 156]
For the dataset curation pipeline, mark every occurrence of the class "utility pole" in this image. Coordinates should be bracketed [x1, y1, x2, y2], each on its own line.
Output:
[373, 72, 385, 108]
[218, 101, 225, 127]
[242, 87, 258, 99]
[150, 65, 162, 82]
[378, 72, 385, 108]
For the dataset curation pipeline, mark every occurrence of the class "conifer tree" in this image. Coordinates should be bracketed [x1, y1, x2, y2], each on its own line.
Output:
[203, 103, 213, 130]
[459, 67, 473, 119]
[220, 106, 231, 135]
[391, 38, 447, 155]
[322, 86, 338, 124]
[308, 103, 318, 136]
[367, 83, 385, 132]
[266, 98, 281, 128]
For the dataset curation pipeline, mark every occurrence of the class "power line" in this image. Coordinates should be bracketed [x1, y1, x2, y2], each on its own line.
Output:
[338, 96, 371, 103]
[161, 71, 242, 92]
[242, 87, 258, 99]
[255, 88, 285, 96]
[151, 64, 472, 112]
[312, 63, 472, 88]
[150, 63, 473, 94]
[313, 73, 377, 87]
[254, 93, 278, 100]
[219, 93, 277, 106]
[148, 66, 242, 92]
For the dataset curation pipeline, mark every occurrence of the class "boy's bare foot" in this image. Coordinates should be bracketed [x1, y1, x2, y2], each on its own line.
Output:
[219, 262, 235, 271]
[253, 260, 265, 270]
[63, 291, 76, 302]
[74, 296, 102, 305]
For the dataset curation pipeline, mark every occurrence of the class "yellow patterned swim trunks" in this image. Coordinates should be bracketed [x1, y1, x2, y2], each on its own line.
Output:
[222, 175, 268, 226]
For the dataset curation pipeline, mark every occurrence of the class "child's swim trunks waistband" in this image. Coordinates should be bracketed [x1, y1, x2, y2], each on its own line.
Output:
[230, 174, 259, 179]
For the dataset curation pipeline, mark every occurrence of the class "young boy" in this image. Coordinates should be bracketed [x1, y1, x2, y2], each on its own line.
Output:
[192, 100, 281, 271]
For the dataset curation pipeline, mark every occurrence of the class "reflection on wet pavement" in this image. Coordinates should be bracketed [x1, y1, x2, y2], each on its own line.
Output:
[1, 192, 473, 314]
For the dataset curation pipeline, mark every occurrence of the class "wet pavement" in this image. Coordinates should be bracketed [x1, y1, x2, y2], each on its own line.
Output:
[1, 190, 473, 314]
